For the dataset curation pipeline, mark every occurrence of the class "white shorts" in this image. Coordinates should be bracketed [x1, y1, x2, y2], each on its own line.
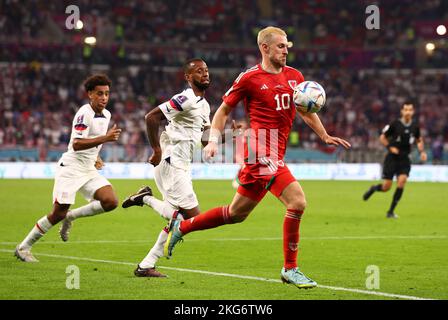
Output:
[154, 159, 198, 210]
[52, 163, 111, 204]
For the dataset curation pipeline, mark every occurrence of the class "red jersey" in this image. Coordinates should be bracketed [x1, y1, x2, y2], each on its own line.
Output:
[223, 64, 304, 163]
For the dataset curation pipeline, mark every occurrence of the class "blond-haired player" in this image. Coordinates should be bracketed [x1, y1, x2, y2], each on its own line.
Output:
[165, 27, 351, 289]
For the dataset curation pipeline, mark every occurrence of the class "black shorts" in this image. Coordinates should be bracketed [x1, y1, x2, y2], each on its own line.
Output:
[382, 153, 411, 180]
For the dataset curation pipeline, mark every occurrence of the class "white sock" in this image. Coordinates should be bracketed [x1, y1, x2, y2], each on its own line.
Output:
[65, 200, 104, 221]
[139, 228, 169, 269]
[19, 216, 53, 250]
[143, 196, 178, 220]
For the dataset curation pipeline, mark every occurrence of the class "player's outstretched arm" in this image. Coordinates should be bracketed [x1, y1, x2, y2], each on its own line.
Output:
[204, 102, 233, 159]
[73, 124, 121, 151]
[297, 110, 351, 149]
[145, 107, 165, 166]
[201, 121, 242, 147]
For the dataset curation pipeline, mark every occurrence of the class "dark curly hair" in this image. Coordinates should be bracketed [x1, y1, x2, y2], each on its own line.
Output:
[183, 58, 205, 74]
[83, 74, 112, 92]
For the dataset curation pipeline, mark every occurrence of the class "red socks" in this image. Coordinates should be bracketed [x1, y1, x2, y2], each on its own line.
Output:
[180, 206, 232, 235]
[283, 209, 303, 270]
[179, 206, 303, 271]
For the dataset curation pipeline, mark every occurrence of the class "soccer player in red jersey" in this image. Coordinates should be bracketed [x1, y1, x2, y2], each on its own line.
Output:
[165, 26, 351, 288]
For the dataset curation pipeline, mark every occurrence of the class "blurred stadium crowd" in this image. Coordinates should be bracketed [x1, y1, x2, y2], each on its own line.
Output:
[0, 0, 447, 163]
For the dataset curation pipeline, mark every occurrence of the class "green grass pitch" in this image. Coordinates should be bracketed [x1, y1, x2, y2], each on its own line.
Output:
[0, 179, 447, 300]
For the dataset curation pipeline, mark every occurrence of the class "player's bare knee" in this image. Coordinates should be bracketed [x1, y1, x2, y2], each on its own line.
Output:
[397, 182, 406, 189]
[287, 199, 306, 212]
[101, 198, 118, 212]
[48, 212, 66, 224]
[397, 178, 407, 189]
[47, 209, 68, 225]
[230, 212, 249, 223]
[228, 206, 250, 223]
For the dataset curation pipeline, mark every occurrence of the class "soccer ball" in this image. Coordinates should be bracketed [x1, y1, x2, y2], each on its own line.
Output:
[293, 81, 326, 113]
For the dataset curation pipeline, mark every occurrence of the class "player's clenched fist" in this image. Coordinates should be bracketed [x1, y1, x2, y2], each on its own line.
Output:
[106, 124, 121, 141]
[148, 147, 162, 166]
[204, 141, 218, 160]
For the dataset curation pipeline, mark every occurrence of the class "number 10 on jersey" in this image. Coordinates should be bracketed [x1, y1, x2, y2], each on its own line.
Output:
[274, 93, 291, 111]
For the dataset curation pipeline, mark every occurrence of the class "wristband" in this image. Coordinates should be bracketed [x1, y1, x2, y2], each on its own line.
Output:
[208, 128, 221, 144]
[209, 135, 219, 144]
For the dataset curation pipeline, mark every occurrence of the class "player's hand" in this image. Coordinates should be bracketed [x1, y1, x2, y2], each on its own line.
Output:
[323, 135, 351, 149]
[231, 120, 243, 136]
[389, 146, 399, 155]
[148, 148, 162, 166]
[95, 158, 104, 170]
[204, 141, 218, 160]
[106, 124, 122, 142]
[420, 151, 427, 162]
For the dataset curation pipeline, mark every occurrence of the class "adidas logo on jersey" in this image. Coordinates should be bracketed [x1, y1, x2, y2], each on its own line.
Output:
[260, 84, 269, 90]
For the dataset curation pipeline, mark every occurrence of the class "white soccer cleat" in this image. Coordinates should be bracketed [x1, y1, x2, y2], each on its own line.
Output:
[59, 218, 73, 242]
[15, 246, 39, 262]
[281, 267, 317, 289]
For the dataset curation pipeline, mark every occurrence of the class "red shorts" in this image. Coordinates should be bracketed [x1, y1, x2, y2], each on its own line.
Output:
[236, 161, 297, 202]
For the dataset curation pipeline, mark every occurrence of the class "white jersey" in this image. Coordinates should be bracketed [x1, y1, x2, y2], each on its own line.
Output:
[60, 104, 111, 169]
[158, 88, 210, 170]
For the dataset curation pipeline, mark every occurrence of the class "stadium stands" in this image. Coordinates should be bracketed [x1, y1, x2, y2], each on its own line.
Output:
[0, 0, 447, 163]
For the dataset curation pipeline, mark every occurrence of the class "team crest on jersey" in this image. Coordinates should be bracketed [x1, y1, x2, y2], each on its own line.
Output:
[288, 80, 297, 90]
[169, 95, 187, 111]
[174, 95, 188, 105]
[74, 114, 87, 131]
[288, 242, 298, 252]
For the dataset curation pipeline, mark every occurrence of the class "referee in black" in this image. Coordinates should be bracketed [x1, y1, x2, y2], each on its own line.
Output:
[363, 101, 427, 218]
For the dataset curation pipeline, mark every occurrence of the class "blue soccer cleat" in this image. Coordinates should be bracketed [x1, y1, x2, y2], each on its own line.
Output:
[164, 218, 184, 258]
[281, 267, 317, 289]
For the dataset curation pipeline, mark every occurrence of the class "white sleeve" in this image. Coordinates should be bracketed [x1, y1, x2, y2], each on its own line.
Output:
[72, 110, 91, 139]
[159, 92, 194, 119]
[205, 104, 211, 126]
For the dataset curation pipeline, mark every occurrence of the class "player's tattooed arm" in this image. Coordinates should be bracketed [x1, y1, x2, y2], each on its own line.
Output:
[145, 107, 165, 166]
[73, 124, 121, 151]
[298, 111, 351, 149]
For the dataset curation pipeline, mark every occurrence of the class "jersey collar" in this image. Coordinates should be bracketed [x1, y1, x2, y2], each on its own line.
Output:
[89, 103, 106, 118]
[400, 118, 413, 127]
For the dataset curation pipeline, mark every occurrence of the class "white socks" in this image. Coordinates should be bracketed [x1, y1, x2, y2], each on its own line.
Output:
[139, 229, 169, 269]
[65, 200, 104, 221]
[19, 216, 53, 250]
[19, 201, 105, 251]
[139, 214, 185, 269]
[143, 196, 177, 220]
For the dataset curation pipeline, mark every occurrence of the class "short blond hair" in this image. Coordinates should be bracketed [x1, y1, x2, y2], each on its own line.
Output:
[257, 26, 287, 46]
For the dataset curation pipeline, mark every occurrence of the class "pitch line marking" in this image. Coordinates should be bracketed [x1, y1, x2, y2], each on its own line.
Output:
[1, 249, 434, 300]
[0, 234, 446, 245]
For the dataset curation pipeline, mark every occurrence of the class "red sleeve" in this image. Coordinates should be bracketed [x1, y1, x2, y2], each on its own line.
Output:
[299, 71, 305, 83]
[295, 70, 305, 85]
[222, 72, 248, 108]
